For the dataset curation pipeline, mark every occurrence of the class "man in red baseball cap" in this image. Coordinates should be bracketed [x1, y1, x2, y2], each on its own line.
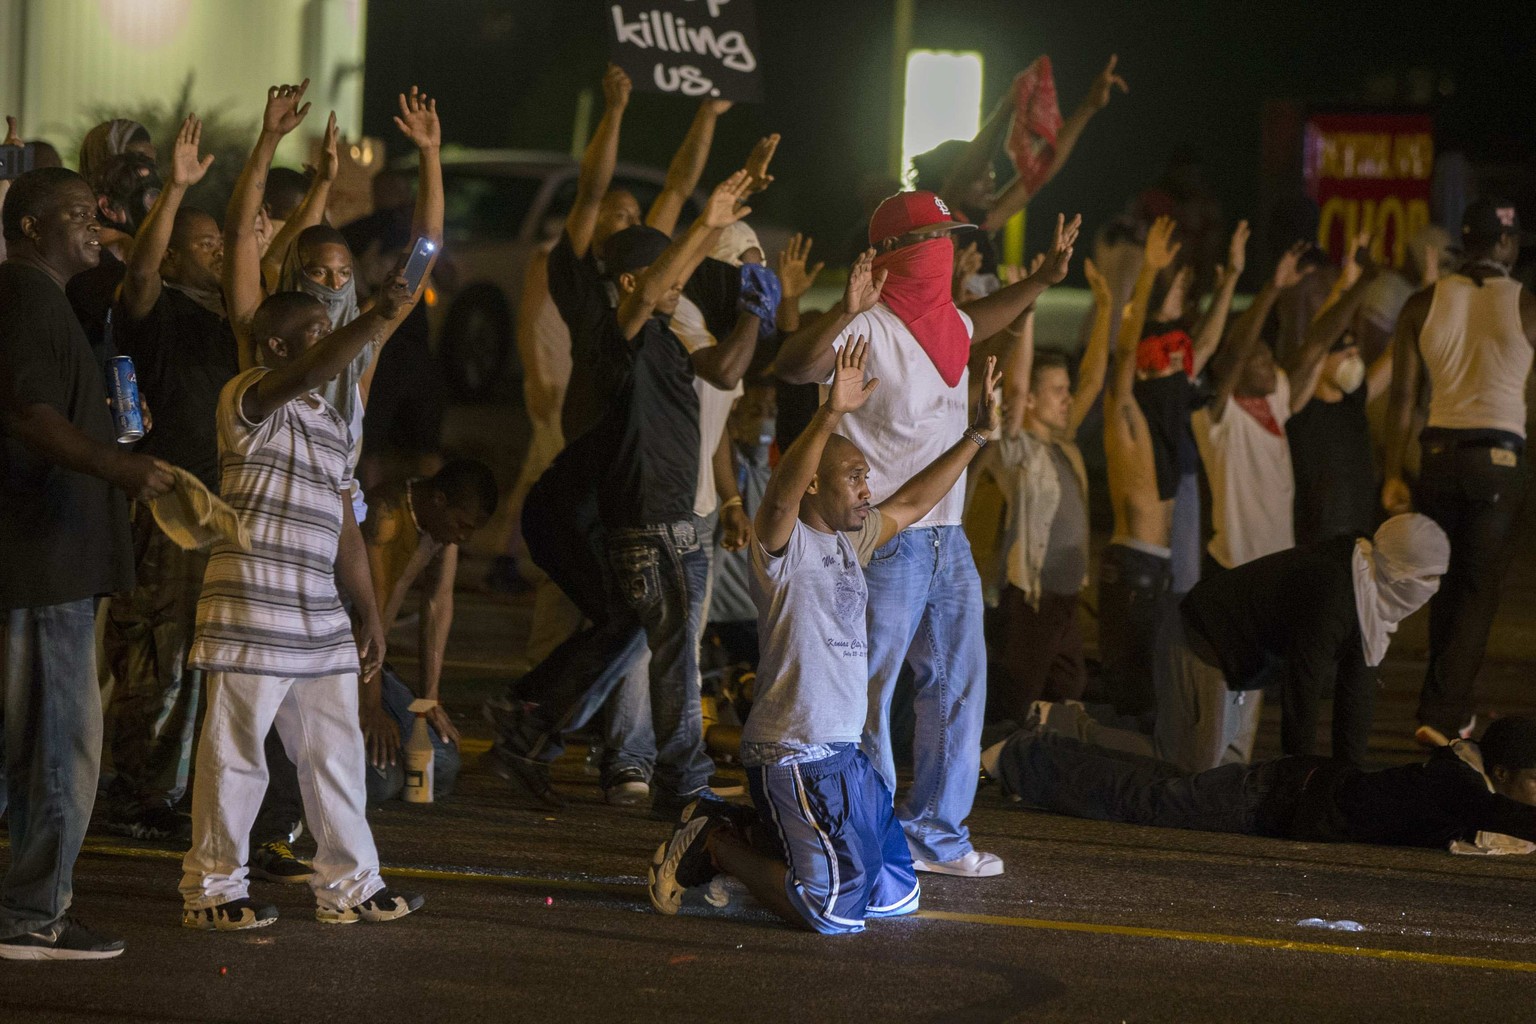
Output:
[776, 192, 1080, 877]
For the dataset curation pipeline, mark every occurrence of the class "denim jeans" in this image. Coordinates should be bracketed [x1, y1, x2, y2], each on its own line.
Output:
[102, 506, 207, 811]
[1413, 432, 1528, 733]
[861, 525, 987, 864]
[0, 600, 103, 937]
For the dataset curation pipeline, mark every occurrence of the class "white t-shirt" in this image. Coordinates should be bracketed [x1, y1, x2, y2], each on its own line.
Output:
[671, 295, 744, 516]
[1194, 369, 1295, 570]
[826, 303, 974, 526]
[745, 510, 885, 758]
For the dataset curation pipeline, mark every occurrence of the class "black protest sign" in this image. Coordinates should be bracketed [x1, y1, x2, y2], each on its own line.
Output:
[607, 0, 763, 103]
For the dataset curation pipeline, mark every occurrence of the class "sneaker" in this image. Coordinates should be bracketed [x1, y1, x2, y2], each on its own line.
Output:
[316, 888, 425, 925]
[0, 918, 126, 960]
[707, 773, 746, 798]
[488, 742, 566, 810]
[648, 809, 728, 915]
[249, 841, 316, 884]
[911, 849, 1005, 878]
[603, 766, 650, 807]
[105, 803, 192, 842]
[182, 898, 278, 932]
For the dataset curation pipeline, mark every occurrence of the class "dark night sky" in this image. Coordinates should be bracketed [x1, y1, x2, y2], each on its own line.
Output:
[362, 0, 1536, 274]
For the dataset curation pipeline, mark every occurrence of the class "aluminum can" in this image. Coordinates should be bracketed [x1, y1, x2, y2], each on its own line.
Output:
[107, 355, 145, 442]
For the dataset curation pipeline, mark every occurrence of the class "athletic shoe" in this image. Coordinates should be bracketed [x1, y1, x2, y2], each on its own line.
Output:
[488, 742, 566, 809]
[249, 841, 316, 884]
[182, 898, 278, 932]
[707, 773, 746, 798]
[648, 811, 727, 915]
[603, 766, 650, 807]
[104, 803, 192, 842]
[0, 918, 126, 960]
[316, 888, 425, 925]
[911, 850, 1005, 878]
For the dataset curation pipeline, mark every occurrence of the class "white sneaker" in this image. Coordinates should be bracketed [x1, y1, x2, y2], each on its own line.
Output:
[910, 850, 1004, 877]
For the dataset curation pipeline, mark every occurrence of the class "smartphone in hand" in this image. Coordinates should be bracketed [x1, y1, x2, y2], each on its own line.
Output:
[402, 237, 437, 295]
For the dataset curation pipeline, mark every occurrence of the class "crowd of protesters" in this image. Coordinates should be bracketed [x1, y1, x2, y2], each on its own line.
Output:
[2, 51, 1536, 957]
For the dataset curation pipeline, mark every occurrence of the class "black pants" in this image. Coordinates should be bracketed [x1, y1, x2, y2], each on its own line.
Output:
[994, 731, 1320, 838]
[1413, 430, 1527, 733]
[1097, 543, 1171, 724]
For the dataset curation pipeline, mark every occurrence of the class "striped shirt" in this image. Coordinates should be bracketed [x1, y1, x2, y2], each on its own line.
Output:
[190, 368, 359, 678]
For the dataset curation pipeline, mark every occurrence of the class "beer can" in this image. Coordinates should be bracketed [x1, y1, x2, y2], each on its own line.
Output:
[107, 355, 145, 443]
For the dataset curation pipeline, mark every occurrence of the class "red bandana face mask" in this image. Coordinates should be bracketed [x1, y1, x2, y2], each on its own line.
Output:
[871, 237, 971, 387]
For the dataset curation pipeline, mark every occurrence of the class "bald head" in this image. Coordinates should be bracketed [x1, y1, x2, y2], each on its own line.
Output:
[801, 433, 874, 533]
[818, 434, 864, 476]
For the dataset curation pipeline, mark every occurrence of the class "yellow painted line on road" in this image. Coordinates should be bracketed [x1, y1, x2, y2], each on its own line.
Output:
[71, 840, 1536, 974]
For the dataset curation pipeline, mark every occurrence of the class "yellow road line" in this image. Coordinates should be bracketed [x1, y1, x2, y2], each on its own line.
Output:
[73, 840, 1536, 974]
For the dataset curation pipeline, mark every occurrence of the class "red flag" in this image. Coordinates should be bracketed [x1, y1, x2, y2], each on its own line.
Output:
[1007, 56, 1064, 196]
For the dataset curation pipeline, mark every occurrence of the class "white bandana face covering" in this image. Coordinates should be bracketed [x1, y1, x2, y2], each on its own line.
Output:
[1352, 513, 1450, 666]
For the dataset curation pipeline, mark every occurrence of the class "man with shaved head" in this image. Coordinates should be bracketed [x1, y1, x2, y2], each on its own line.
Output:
[101, 115, 240, 842]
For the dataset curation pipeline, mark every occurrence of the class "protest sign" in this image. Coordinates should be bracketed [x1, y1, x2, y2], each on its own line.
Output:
[1304, 111, 1433, 268]
[607, 0, 763, 103]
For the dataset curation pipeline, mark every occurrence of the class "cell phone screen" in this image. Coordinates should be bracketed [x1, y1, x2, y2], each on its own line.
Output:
[402, 237, 437, 295]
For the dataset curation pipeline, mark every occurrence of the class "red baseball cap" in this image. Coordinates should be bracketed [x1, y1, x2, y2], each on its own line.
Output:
[868, 190, 977, 246]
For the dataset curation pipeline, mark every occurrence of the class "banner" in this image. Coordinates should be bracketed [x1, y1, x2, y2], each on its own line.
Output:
[1304, 112, 1433, 268]
[607, 0, 763, 103]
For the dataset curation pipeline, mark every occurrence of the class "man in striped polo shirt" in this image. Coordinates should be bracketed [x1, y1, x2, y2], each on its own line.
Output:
[179, 266, 423, 931]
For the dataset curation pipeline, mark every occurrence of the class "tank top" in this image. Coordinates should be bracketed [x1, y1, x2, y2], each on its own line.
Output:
[1419, 274, 1531, 438]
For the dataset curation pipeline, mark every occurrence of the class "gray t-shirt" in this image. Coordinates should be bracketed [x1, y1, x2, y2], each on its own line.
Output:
[743, 510, 885, 766]
[1039, 444, 1088, 595]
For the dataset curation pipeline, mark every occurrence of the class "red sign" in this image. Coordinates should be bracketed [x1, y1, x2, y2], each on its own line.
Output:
[1304, 112, 1433, 268]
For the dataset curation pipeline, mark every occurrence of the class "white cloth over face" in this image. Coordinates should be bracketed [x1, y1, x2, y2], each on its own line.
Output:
[1352, 513, 1450, 666]
[710, 221, 762, 266]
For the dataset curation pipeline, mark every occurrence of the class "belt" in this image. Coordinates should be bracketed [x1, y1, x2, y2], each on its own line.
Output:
[1420, 428, 1524, 455]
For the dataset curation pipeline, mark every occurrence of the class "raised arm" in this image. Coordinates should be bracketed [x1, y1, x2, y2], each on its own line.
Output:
[1207, 243, 1310, 422]
[120, 114, 216, 322]
[262, 111, 338, 289]
[1110, 217, 1178, 408]
[394, 86, 444, 247]
[691, 309, 761, 390]
[1189, 220, 1249, 375]
[1381, 289, 1433, 514]
[773, 232, 823, 335]
[1068, 256, 1114, 433]
[669, 134, 778, 289]
[617, 170, 753, 341]
[567, 65, 631, 259]
[998, 264, 1038, 437]
[225, 80, 313, 364]
[982, 56, 1127, 232]
[962, 212, 1081, 341]
[515, 249, 562, 423]
[877, 356, 999, 539]
[243, 263, 409, 422]
[938, 89, 1012, 212]
[1285, 264, 1379, 413]
[648, 99, 730, 237]
[755, 337, 880, 555]
[774, 247, 886, 384]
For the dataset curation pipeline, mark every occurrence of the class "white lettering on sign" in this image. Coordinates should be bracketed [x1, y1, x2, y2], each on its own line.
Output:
[610, 6, 757, 73]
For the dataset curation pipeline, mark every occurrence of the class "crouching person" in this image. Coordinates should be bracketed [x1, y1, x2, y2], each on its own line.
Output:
[647, 340, 1000, 932]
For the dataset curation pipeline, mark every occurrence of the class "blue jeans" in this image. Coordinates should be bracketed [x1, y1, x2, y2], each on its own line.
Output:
[0, 600, 102, 937]
[365, 664, 461, 805]
[861, 525, 986, 864]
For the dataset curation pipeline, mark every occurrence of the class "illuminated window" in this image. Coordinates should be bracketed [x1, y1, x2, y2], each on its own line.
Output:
[900, 50, 984, 186]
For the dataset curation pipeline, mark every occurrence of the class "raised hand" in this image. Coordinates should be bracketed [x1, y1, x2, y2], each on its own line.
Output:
[602, 63, 633, 112]
[743, 133, 780, 195]
[263, 79, 312, 136]
[3, 115, 19, 147]
[973, 355, 1002, 432]
[955, 241, 984, 280]
[844, 248, 888, 315]
[776, 232, 824, 299]
[1225, 219, 1251, 278]
[170, 113, 216, 188]
[1272, 241, 1313, 289]
[374, 255, 412, 320]
[829, 335, 880, 413]
[704, 97, 734, 116]
[312, 111, 341, 183]
[393, 85, 440, 150]
[702, 169, 754, 228]
[1144, 215, 1181, 272]
[1034, 213, 1083, 285]
[1083, 256, 1112, 303]
[1084, 54, 1129, 112]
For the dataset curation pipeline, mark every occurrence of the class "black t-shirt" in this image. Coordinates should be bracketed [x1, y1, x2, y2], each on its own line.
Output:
[1287, 387, 1377, 546]
[115, 286, 240, 491]
[65, 249, 126, 365]
[546, 233, 615, 445]
[1180, 535, 1365, 694]
[0, 261, 133, 609]
[1132, 369, 1202, 500]
[586, 311, 699, 530]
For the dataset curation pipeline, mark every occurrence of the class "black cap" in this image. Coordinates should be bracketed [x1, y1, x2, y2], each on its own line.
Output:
[1461, 197, 1520, 247]
[605, 225, 672, 276]
[1478, 716, 1536, 773]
